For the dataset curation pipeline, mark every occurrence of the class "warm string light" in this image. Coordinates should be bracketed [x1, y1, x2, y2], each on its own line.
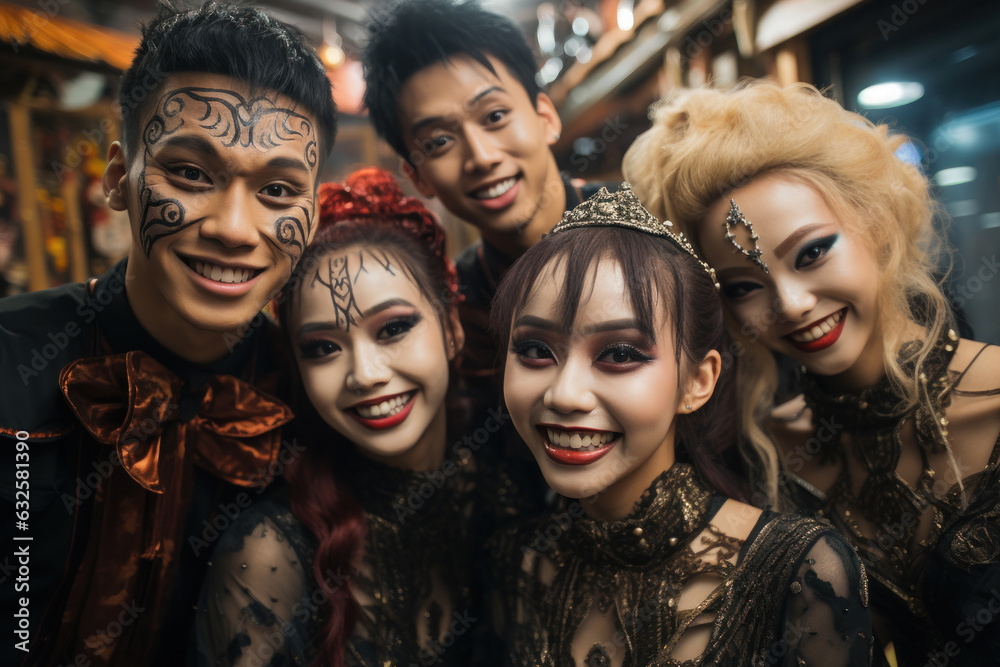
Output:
[321, 17, 345, 70]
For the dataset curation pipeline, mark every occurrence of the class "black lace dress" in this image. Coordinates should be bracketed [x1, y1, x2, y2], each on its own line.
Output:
[784, 327, 1000, 665]
[191, 446, 483, 666]
[491, 463, 873, 666]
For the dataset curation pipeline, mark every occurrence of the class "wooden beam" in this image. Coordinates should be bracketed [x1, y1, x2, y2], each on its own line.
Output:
[8, 102, 46, 291]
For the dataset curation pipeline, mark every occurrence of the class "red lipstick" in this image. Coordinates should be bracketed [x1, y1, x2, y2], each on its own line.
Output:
[349, 392, 416, 430]
[786, 309, 847, 353]
[540, 426, 618, 466]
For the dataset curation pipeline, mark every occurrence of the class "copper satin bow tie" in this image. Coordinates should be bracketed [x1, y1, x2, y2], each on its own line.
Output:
[47, 350, 293, 665]
[59, 349, 293, 492]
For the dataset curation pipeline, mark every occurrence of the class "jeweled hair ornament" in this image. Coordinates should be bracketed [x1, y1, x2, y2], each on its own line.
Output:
[550, 182, 720, 290]
[723, 199, 769, 274]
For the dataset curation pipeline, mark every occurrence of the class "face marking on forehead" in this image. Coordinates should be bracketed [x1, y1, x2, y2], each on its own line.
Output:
[366, 249, 396, 276]
[305, 249, 411, 332]
[137, 86, 318, 256]
[312, 255, 363, 331]
[144, 87, 318, 163]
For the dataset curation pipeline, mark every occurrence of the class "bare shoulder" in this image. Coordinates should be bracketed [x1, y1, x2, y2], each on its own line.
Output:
[951, 338, 1000, 394]
[709, 498, 764, 543]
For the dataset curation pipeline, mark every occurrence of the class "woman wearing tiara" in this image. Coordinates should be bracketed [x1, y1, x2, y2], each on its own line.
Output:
[488, 184, 872, 666]
[623, 81, 1000, 664]
[193, 168, 499, 666]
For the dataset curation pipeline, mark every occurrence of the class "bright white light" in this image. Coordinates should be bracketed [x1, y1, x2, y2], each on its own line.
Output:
[537, 57, 564, 85]
[564, 37, 582, 58]
[933, 166, 977, 187]
[576, 45, 592, 64]
[537, 3, 556, 54]
[322, 44, 345, 69]
[857, 82, 924, 109]
[948, 124, 978, 147]
[617, 0, 634, 30]
[572, 17, 589, 36]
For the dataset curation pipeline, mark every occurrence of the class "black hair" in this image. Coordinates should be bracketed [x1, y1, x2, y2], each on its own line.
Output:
[490, 226, 747, 501]
[118, 2, 337, 164]
[362, 0, 541, 161]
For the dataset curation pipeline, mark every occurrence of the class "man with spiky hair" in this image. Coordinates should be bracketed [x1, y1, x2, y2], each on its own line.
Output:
[0, 3, 335, 664]
[363, 0, 605, 401]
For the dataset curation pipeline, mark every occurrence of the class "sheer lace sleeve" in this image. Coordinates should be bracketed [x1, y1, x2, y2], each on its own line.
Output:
[783, 531, 872, 666]
[192, 496, 316, 667]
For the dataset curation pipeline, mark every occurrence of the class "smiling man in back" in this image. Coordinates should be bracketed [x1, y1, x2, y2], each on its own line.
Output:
[362, 0, 606, 391]
[0, 3, 335, 665]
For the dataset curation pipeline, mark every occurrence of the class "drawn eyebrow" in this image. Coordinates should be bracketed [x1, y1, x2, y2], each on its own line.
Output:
[773, 223, 830, 260]
[361, 298, 415, 319]
[410, 86, 506, 135]
[157, 134, 221, 158]
[264, 155, 311, 175]
[297, 298, 416, 336]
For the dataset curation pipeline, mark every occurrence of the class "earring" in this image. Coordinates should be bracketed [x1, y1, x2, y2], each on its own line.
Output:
[723, 199, 769, 274]
[684, 404, 693, 412]
[551, 132, 560, 142]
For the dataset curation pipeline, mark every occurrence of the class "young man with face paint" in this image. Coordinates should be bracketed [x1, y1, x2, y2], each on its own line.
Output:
[363, 0, 610, 396]
[0, 4, 336, 665]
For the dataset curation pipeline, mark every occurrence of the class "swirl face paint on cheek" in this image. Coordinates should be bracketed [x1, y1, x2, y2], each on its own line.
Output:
[274, 203, 314, 270]
[137, 86, 318, 256]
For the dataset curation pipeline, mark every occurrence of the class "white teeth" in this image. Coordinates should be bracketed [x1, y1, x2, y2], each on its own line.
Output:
[355, 392, 413, 419]
[545, 429, 615, 451]
[473, 177, 516, 200]
[790, 310, 844, 343]
[192, 260, 255, 284]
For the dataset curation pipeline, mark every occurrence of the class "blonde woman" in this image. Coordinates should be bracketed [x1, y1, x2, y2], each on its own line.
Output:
[623, 81, 1000, 664]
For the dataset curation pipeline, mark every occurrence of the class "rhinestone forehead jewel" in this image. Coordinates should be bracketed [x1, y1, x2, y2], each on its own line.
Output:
[550, 182, 720, 289]
[723, 199, 769, 274]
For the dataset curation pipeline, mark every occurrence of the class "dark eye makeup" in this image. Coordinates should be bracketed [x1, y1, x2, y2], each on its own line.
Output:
[299, 338, 340, 359]
[795, 233, 838, 269]
[378, 314, 421, 341]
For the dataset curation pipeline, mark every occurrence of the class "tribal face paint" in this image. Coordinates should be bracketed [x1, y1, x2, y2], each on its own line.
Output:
[110, 72, 321, 338]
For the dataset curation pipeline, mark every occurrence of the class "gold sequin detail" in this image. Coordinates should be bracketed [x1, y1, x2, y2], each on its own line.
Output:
[550, 183, 720, 289]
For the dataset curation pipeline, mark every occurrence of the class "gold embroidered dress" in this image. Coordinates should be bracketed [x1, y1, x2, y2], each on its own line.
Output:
[491, 463, 872, 666]
[784, 327, 1000, 664]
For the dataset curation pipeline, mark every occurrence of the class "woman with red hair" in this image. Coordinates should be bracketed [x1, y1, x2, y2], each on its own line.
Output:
[193, 168, 489, 666]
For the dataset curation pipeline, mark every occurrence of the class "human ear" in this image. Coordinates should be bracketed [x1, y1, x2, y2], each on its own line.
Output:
[535, 93, 563, 146]
[679, 349, 722, 413]
[103, 141, 130, 212]
[445, 306, 465, 361]
[401, 160, 435, 199]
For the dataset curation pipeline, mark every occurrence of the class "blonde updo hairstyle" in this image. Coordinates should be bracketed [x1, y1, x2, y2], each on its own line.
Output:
[623, 81, 950, 508]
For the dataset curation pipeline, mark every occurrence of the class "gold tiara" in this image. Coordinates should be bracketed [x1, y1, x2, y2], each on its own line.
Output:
[550, 182, 720, 289]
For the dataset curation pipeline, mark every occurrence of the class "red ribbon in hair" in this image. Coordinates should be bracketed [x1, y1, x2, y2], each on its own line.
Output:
[315, 167, 461, 301]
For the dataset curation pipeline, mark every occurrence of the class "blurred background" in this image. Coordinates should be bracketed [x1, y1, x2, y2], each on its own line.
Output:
[0, 0, 997, 341]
